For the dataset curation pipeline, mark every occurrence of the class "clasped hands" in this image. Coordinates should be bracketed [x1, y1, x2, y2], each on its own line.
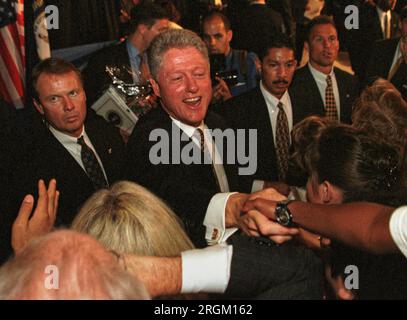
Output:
[226, 187, 299, 245]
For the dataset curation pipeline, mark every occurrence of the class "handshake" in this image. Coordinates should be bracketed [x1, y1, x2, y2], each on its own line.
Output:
[225, 186, 300, 245]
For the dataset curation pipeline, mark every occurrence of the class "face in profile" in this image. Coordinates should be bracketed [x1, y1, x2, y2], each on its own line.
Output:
[143, 18, 169, 49]
[150, 46, 212, 127]
[261, 47, 297, 99]
[34, 71, 87, 138]
[202, 16, 232, 55]
[306, 23, 339, 71]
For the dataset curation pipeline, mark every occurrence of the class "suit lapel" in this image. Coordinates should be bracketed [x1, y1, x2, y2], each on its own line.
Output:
[304, 67, 325, 114]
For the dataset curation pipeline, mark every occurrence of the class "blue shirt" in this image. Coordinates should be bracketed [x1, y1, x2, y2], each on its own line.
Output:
[223, 48, 260, 97]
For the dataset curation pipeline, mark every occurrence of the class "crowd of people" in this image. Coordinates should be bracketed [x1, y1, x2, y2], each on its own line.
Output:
[0, 0, 407, 300]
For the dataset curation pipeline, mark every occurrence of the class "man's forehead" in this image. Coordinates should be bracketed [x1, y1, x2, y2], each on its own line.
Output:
[264, 48, 295, 60]
[311, 24, 337, 35]
[204, 17, 226, 28]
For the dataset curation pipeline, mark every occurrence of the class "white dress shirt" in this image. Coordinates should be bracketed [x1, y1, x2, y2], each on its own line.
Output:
[308, 62, 341, 120]
[389, 206, 407, 259]
[49, 125, 108, 182]
[259, 80, 293, 145]
[181, 244, 233, 293]
[251, 81, 293, 192]
[170, 117, 238, 245]
[389, 40, 403, 75]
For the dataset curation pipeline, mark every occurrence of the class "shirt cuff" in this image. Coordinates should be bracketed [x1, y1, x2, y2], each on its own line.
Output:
[203, 192, 238, 245]
[181, 244, 233, 293]
[251, 180, 265, 193]
[389, 206, 407, 259]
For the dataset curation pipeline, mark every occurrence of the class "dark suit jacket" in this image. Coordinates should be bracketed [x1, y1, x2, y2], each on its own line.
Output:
[126, 107, 239, 247]
[348, 2, 398, 80]
[366, 37, 399, 82]
[215, 86, 321, 187]
[126, 107, 324, 298]
[83, 41, 132, 105]
[16, 115, 126, 227]
[290, 65, 359, 124]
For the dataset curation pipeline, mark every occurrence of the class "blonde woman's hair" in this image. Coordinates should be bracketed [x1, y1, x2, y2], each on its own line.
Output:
[72, 181, 194, 256]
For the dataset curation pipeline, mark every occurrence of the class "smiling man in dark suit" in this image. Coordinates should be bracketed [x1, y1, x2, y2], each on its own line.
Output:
[126, 29, 322, 299]
[290, 15, 359, 125]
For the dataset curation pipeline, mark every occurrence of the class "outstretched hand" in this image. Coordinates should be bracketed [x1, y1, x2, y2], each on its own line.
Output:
[11, 179, 59, 255]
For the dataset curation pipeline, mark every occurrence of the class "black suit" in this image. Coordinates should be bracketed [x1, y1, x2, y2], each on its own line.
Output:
[126, 107, 323, 299]
[215, 86, 320, 187]
[290, 65, 359, 124]
[348, 2, 398, 80]
[83, 41, 132, 105]
[366, 37, 399, 82]
[16, 114, 126, 227]
[366, 38, 407, 99]
[126, 107, 239, 247]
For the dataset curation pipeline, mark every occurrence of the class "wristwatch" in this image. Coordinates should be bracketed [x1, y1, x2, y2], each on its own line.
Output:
[275, 199, 294, 226]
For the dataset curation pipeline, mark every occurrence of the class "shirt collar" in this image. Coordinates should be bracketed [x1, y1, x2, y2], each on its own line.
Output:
[308, 62, 334, 81]
[260, 80, 290, 110]
[170, 116, 204, 139]
[49, 125, 85, 145]
[126, 39, 142, 60]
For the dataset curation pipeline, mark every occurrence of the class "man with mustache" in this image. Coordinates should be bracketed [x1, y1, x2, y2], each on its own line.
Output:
[290, 15, 359, 125]
[216, 35, 317, 189]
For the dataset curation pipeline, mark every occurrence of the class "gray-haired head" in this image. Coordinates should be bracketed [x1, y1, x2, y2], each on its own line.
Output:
[147, 28, 209, 79]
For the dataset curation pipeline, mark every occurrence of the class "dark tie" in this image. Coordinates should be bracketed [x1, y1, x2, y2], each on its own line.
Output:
[196, 128, 222, 192]
[325, 75, 338, 121]
[275, 102, 290, 181]
[77, 136, 108, 190]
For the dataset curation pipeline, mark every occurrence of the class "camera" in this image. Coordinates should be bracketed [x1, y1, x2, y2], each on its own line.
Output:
[210, 54, 239, 87]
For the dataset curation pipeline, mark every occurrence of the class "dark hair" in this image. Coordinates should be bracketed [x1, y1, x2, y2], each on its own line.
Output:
[31, 57, 82, 102]
[305, 15, 337, 43]
[129, 3, 168, 34]
[305, 125, 405, 202]
[257, 34, 295, 62]
[202, 10, 231, 31]
[352, 78, 407, 151]
[290, 116, 332, 174]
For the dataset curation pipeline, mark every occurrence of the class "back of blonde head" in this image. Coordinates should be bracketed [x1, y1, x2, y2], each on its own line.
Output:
[72, 181, 194, 256]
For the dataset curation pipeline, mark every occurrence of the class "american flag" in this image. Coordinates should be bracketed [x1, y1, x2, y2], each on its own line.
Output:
[0, 0, 25, 109]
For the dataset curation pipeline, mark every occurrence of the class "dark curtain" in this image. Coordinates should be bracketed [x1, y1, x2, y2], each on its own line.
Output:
[47, 0, 120, 49]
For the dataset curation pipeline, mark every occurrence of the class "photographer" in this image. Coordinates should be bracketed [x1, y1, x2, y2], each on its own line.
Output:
[202, 11, 260, 103]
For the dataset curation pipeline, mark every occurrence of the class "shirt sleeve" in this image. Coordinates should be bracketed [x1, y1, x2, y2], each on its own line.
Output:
[389, 206, 407, 258]
[203, 193, 239, 245]
[181, 244, 233, 293]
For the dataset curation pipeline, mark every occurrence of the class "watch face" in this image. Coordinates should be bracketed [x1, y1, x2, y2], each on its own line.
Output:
[278, 211, 291, 226]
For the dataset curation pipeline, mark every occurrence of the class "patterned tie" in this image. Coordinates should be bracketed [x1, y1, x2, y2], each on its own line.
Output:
[138, 53, 150, 84]
[325, 75, 338, 121]
[196, 128, 223, 192]
[275, 102, 290, 181]
[77, 136, 108, 190]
